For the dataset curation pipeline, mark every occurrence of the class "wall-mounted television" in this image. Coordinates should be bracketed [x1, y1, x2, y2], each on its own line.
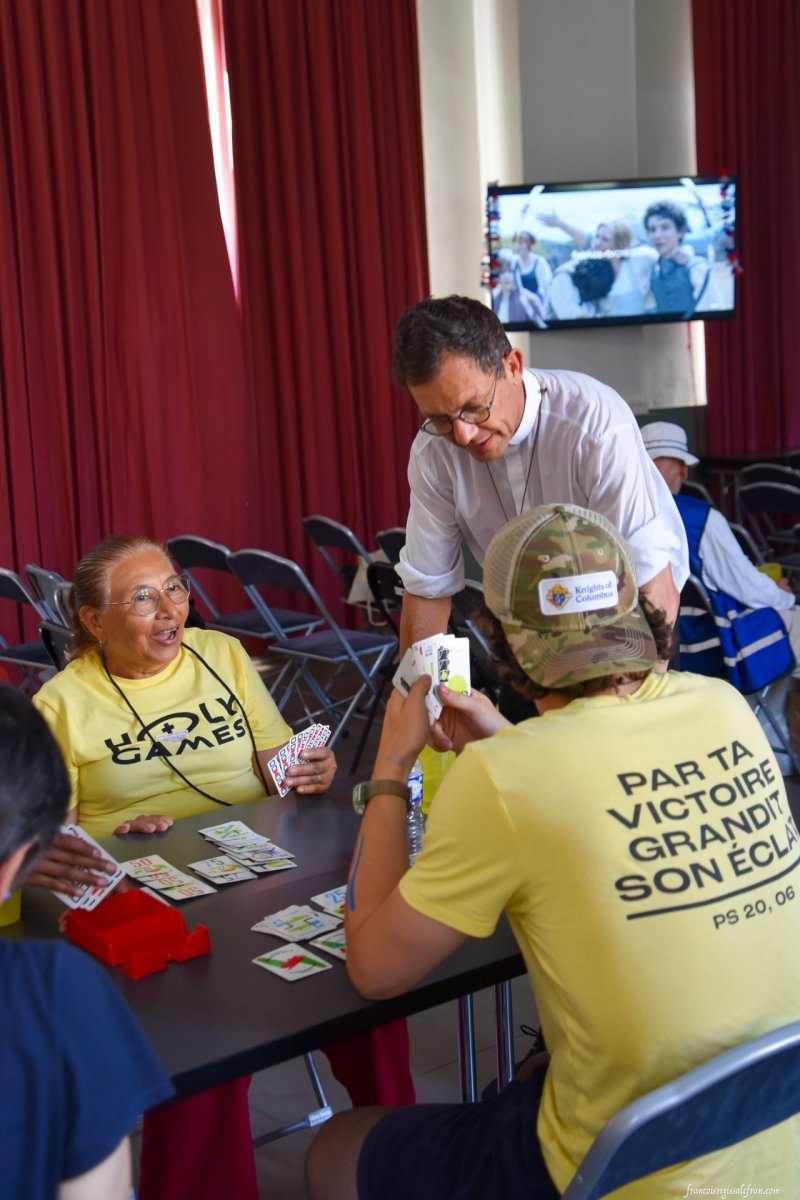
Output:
[486, 175, 738, 331]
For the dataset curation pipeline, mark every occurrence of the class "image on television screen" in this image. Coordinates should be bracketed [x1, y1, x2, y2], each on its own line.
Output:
[487, 175, 737, 332]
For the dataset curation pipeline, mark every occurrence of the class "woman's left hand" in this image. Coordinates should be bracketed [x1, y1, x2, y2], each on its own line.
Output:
[113, 814, 174, 835]
[285, 745, 337, 794]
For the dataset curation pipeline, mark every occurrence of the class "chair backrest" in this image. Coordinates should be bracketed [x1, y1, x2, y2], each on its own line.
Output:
[53, 582, 75, 627]
[366, 561, 404, 637]
[739, 463, 800, 488]
[374, 527, 406, 566]
[227, 548, 326, 638]
[739, 481, 800, 518]
[448, 581, 502, 702]
[0, 568, 47, 616]
[562, 1020, 800, 1199]
[166, 535, 235, 619]
[26, 564, 69, 624]
[680, 479, 715, 506]
[728, 521, 764, 565]
[302, 515, 373, 595]
[39, 621, 75, 672]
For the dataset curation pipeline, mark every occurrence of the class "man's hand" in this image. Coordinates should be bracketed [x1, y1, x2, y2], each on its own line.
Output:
[114, 814, 174, 835]
[373, 677, 432, 781]
[430, 685, 512, 754]
[25, 831, 119, 899]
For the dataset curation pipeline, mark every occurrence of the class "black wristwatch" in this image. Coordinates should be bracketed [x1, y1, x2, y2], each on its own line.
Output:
[352, 779, 411, 816]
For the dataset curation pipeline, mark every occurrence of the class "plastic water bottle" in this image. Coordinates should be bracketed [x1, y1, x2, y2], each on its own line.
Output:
[407, 758, 425, 865]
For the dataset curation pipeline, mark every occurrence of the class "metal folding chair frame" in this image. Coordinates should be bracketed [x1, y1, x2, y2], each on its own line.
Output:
[228, 549, 393, 747]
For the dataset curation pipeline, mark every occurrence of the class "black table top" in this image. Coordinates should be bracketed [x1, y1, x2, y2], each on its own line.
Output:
[12, 787, 524, 1098]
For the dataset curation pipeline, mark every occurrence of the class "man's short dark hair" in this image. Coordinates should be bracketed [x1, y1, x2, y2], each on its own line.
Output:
[478, 599, 676, 703]
[643, 200, 688, 236]
[392, 296, 512, 389]
[0, 686, 69, 865]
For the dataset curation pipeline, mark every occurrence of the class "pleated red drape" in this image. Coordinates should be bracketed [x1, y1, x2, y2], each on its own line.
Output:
[0, 0, 252, 594]
[692, 0, 800, 453]
[222, 0, 429, 585]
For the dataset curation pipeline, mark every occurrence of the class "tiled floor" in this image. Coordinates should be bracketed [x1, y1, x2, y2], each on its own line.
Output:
[246, 976, 539, 1198]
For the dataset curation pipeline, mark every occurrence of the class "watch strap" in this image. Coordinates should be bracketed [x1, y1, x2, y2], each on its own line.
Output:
[353, 779, 411, 814]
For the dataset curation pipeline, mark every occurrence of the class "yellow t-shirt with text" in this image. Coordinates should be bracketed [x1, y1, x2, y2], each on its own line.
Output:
[34, 629, 292, 837]
[401, 670, 800, 1195]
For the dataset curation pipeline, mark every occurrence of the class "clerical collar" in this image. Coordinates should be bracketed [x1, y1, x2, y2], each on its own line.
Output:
[509, 370, 541, 446]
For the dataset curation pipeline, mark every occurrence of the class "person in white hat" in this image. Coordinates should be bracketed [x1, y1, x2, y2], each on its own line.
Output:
[640, 421, 800, 685]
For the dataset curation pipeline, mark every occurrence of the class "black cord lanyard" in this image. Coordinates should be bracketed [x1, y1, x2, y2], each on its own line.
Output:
[100, 642, 272, 807]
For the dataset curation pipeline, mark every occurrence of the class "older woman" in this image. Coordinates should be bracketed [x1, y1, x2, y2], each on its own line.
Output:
[30, 535, 413, 1200]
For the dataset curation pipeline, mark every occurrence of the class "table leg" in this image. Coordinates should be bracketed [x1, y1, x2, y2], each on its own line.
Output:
[494, 980, 514, 1091]
[457, 993, 477, 1103]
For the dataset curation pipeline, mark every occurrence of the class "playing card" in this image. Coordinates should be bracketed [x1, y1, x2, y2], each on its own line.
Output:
[252, 942, 332, 981]
[188, 855, 257, 883]
[254, 858, 297, 873]
[198, 821, 261, 845]
[56, 824, 125, 911]
[310, 931, 347, 961]
[393, 635, 471, 723]
[252, 904, 341, 940]
[160, 880, 217, 900]
[310, 886, 346, 918]
[122, 855, 179, 880]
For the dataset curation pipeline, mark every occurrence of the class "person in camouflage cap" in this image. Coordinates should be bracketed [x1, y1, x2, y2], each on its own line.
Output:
[308, 508, 799, 1200]
[482, 502, 657, 690]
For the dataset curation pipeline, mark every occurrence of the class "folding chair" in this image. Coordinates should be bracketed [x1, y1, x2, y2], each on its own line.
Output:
[738, 481, 800, 562]
[678, 574, 800, 774]
[26, 565, 72, 625]
[167, 535, 320, 642]
[227, 549, 394, 751]
[562, 1020, 800, 1199]
[680, 478, 715, 506]
[0, 569, 52, 690]
[365, 561, 404, 637]
[302, 515, 373, 594]
[448, 582, 502, 705]
[728, 521, 764, 566]
[39, 621, 75, 671]
[374, 527, 406, 566]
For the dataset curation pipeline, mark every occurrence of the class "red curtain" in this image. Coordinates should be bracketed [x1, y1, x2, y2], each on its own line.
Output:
[0, 0, 251, 602]
[222, 0, 428, 592]
[692, 0, 800, 453]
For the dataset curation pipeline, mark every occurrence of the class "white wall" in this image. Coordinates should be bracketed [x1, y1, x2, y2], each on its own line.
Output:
[416, 0, 705, 412]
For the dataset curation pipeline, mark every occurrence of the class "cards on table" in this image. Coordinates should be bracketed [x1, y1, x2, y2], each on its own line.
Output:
[252, 904, 341, 941]
[121, 854, 217, 900]
[57, 824, 126, 911]
[310, 886, 347, 920]
[266, 724, 331, 797]
[252, 942, 332, 981]
[197, 821, 297, 874]
[188, 855, 258, 884]
[393, 635, 471, 722]
[310, 930, 347, 961]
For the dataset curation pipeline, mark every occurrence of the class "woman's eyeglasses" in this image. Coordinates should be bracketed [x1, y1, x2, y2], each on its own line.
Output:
[106, 574, 191, 617]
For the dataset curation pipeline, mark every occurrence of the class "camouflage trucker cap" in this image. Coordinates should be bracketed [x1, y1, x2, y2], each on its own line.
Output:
[483, 503, 657, 689]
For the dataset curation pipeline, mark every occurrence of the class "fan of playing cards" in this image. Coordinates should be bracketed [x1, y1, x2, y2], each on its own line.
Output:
[393, 635, 471, 722]
[266, 723, 331, 796]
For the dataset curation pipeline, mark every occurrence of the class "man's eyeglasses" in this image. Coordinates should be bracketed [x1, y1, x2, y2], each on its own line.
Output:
[419, 374, 499, 437]
[106, 574, 191, 617]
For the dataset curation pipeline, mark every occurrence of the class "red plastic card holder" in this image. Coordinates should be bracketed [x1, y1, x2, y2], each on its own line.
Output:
[63, 889, 210, 980]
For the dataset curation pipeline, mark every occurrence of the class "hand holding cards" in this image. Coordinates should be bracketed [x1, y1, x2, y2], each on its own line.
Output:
[393, 635, 471, 722]
[266, 723, 331, 797]
[56, 825, 125, 911]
